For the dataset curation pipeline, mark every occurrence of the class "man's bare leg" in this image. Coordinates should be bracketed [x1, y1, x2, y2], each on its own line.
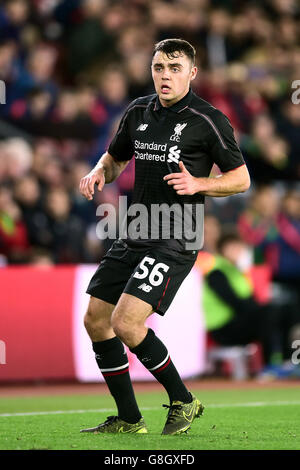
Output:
[84, 296, 115, 341]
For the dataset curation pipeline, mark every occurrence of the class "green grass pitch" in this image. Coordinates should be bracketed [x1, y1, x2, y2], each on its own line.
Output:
[0, 386, 300, 450]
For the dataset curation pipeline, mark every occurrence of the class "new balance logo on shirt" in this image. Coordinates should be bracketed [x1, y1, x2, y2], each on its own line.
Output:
[137, 124, 148, 131]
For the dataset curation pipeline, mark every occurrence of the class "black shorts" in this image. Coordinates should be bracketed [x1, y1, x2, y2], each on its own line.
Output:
[86, 239, 197, 316]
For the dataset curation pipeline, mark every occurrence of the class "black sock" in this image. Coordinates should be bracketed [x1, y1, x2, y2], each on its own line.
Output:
[130, 328, 192, 404]
[93, 337, 142, 424]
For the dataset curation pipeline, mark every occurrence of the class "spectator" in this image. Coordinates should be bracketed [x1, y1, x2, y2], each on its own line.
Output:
[29, 248, 54, 266]
[98, 66, 129, 120]
[277, 189, 300, 284]
[126, 53, 153, 100]
[10, 86, 53, 122]
[66, 0, 115, 75]
[0, 184, 29, 262]
[238, 185, 280, 264]
[52, 88, 79, 122]
[270, 189, 300, 314]
[203, 214, 222, 254]
[10, 44, 58, 105]
[203, 9, 231, 68]
[277, 101, 300, 179]
[2, 137, 33, 182]
[91, 66, 129, 162]
[68, 160, 98, 226]
[202, 232, 300, 376]
[0, 39, 17, 112]
[0, 0, 30, 42]
[118, 25, 155, 60]
[76, 85, 107, 127]
[44, 187, 85, 263]
[13, 174, 52, 250]
[241, 114, 291, 181]
[38, 156, 64, 189]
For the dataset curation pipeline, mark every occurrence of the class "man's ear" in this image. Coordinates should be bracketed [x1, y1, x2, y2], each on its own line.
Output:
[190, 66, 198, 81]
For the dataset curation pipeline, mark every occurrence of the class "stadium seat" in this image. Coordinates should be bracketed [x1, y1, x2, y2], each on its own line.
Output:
[205, 333, 263, 380]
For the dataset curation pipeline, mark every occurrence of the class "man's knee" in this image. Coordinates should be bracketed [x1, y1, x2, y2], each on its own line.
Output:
[84, 297, 114, 339]
[111, 313, 130, 341]
[84, 309, 111, 330]
[111, 309, 146, 346]
[110, 294, 152, 347]
[84, 308, 102, 330]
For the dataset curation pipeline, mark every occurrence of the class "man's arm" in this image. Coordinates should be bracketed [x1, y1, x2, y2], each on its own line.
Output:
[206, 269, 258, 313]
[165, 108, 250, 197]
[164, 162, 250, 197]
[79, 152, 129, 201]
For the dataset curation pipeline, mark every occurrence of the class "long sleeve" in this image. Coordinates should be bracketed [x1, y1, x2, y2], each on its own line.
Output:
[206, 269, 258, 314]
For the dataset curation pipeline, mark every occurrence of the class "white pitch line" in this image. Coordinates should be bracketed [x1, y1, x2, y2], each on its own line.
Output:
[1, 401, 300, 418]
[0, 407, 159, 418]
[207, 400, 300, 408]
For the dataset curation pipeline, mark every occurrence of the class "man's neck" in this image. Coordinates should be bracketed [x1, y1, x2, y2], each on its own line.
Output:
[159, 88, 190, 108]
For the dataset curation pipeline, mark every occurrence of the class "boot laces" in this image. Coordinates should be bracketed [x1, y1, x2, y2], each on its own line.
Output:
[100, 416, 119, 428]
[162, 404, 182, 424]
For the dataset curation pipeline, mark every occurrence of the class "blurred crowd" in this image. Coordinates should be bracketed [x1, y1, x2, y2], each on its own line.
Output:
[203, 184, 300, 292]
[0, 0, 300, 271]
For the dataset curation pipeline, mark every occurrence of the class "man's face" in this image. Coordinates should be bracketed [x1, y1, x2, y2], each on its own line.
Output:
[222, 241, 253, 272]
[151, 50, 197, 107]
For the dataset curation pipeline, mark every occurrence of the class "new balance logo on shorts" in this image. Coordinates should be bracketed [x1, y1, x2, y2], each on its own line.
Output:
[138, 283, 152, 292]
[141, 357, 151, 363]
[167, 145, 181, 164]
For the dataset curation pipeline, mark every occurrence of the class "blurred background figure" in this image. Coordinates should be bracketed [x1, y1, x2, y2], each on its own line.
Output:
[202, 232, 300, 379]
[203, 214, 221, 254]
[0, 183, 29, 263]
[241, 114, 292, 182]
[44, 188, 86, 263]
[238, 185, 281, 265]
[13, 173, 52, 252]
[270, 189, 300, 317]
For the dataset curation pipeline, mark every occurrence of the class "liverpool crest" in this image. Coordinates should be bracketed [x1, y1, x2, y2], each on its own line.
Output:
[170, 123, 187, 142]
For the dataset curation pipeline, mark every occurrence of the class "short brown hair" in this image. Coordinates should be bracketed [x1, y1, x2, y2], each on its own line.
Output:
[217, 232, 245, 254]
[153, 38, 196, 64]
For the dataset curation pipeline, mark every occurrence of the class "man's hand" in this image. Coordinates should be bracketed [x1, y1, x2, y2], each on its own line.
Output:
[79, 168, 105, 201]
[163, 161, 199, 195]
[79, 152, 130, 200]
[164, 162, 250, 197]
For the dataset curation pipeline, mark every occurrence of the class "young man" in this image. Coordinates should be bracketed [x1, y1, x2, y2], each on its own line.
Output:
[79, 38, 250, 435]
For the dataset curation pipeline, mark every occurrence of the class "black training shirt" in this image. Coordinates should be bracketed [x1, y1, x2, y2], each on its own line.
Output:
[108, 88, 245, 254]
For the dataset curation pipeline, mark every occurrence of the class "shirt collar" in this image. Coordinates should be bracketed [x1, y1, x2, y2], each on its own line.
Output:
[153, 88, 193, 113]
